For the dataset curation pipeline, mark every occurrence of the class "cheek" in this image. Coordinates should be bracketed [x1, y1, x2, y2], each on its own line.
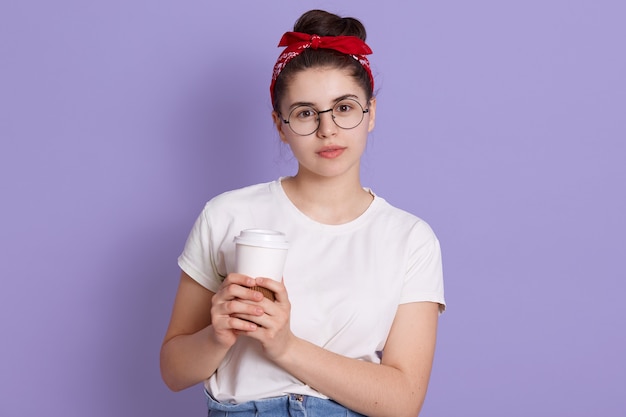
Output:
[357, 123, 372, 143]
[283, 137, 306, 156]
[293, 140, 312, 154]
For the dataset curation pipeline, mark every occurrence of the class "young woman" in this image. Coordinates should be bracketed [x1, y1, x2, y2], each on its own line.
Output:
[161, 9, 445, 417]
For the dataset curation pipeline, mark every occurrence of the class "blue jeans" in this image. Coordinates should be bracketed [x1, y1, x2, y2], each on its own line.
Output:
[206, 391, 368, 417]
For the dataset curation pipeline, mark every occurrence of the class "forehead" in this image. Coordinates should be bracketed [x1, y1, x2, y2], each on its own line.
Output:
[282, 67, 367, 108]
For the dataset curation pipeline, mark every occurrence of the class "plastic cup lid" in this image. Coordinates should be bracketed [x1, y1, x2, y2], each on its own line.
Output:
[234, 229, 290, 249]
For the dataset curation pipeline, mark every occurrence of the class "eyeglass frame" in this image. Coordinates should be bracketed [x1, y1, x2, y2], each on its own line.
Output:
[279, 98, 370, 136]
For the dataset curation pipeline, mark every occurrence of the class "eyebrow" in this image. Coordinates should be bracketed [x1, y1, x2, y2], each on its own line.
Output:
[287, 94, 361, 111]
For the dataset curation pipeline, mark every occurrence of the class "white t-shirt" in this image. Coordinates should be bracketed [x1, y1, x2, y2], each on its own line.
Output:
[178, 179, 445, 403]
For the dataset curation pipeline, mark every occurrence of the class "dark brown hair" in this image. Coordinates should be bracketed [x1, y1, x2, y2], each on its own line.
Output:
[272, 10, 373, 112]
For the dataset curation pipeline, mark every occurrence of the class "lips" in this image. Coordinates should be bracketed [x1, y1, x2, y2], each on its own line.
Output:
[317, 145, 346, 159]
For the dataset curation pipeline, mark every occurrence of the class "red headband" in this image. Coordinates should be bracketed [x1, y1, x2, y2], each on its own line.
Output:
[270, 31, 374, 107]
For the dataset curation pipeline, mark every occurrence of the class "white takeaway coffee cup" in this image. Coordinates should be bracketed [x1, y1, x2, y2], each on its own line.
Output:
[234, 229, 289, 300]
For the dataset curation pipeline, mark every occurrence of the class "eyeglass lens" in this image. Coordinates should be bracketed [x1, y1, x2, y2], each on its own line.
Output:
[286, 98, 368, 136]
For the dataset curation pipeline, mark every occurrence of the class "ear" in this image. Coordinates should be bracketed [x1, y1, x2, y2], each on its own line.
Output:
[367, 97, 376, 132]
[272, 111, 288, 143]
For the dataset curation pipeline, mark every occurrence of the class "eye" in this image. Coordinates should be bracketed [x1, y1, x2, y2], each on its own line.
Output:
[334, 101, 355, 114]
[294, 107, 317, 120]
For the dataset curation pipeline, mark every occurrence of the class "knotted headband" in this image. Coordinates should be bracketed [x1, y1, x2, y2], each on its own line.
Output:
[270, 31, 374, 107]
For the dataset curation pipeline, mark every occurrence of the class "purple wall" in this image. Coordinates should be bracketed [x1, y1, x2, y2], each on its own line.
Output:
[1, 1, 624, 416]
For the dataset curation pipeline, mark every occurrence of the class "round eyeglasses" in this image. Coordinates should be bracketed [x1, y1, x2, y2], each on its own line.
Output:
[280, 98, 369, 136]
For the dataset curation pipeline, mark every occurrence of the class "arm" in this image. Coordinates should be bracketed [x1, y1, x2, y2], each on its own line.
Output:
[240, 278, 440, 417]
[160, 271, 265, 391]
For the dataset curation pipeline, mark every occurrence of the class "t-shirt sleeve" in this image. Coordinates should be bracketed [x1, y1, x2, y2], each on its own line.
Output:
[177, 205, 225, 293]
[400, 220, 446, 312]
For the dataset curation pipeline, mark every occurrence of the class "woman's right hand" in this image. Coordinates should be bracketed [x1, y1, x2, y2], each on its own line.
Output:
[210, 273, 265, 348]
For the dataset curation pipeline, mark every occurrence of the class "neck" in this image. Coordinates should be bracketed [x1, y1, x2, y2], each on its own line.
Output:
[281, 172, 373, 225]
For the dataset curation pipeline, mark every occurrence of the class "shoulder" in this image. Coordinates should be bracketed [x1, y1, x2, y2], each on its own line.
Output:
[203, 180, 278, 212]
[372, 195, 437, 240]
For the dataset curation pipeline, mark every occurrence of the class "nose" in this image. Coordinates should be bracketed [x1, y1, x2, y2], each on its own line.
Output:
[316, 108, 337, 138]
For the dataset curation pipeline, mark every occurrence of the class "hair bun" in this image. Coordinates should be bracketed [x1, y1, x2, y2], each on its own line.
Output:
[293, 10, 367, 41]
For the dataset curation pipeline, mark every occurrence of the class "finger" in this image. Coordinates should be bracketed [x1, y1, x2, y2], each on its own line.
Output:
[231, 312, 263, 325]
[219, 298, 264, 317]
[231, 313, 272, 333]
[253, 277, 283, 294]
[222, 273, 256, 288]
[254, 278, 289, 303]
[223, 315, 258, 332]
[217, 281, 265, 303]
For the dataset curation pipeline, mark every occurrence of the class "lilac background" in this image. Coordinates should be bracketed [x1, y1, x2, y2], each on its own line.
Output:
[1, 1, 624, 416]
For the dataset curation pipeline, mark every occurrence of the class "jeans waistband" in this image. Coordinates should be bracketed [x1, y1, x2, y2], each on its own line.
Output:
[205, 390, 367, 416]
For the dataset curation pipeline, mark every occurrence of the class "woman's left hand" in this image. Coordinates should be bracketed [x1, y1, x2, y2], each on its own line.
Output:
[233, 277, 295, 361]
